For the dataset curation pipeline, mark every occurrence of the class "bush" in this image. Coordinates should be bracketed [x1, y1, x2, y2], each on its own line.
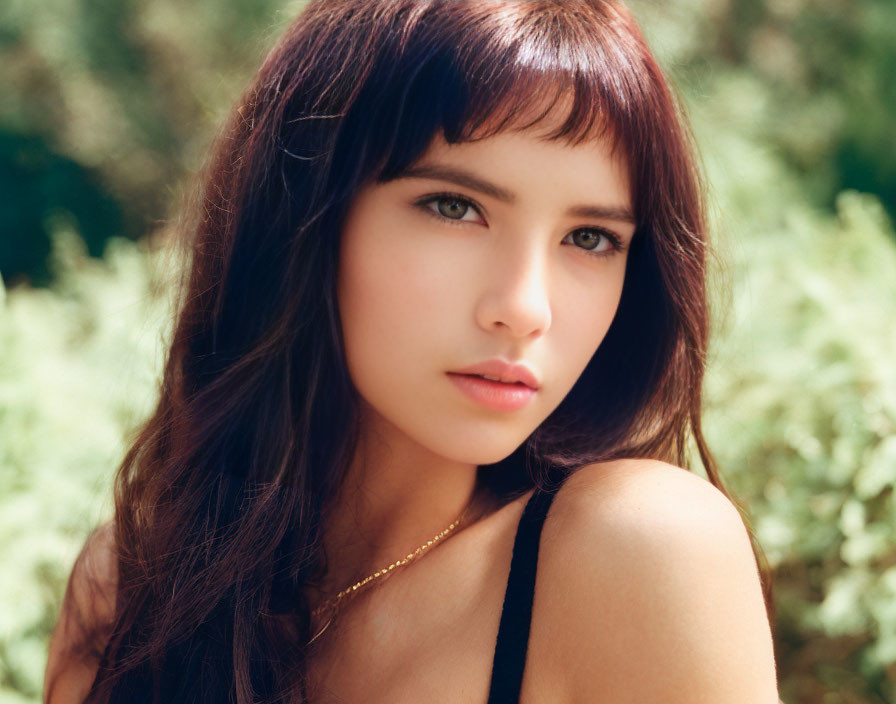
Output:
[0, 231, 175, 700]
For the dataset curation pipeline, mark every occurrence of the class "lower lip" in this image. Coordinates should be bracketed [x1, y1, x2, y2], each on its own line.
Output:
[446, 373, 536, 411]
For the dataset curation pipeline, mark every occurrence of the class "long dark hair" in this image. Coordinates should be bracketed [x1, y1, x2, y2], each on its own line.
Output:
[62, 1, 772, 701]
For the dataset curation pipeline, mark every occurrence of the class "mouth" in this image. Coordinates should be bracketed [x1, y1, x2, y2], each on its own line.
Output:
[449, 373, 533, 389]
[445, 372, 537, 411]
[447, 360, 541, 391]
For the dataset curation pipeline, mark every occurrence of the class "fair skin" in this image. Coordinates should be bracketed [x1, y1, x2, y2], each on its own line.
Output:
[45, 109, 779, 702]
[314, 115, 635, 606]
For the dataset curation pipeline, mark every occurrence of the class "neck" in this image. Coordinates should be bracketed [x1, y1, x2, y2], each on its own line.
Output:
[309, 407, 499, 609]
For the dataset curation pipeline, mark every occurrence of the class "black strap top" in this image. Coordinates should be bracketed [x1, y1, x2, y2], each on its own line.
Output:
[486, 487, 558, 703]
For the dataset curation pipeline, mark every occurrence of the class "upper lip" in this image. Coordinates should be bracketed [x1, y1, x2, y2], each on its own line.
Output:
[449, 359, 541, 390]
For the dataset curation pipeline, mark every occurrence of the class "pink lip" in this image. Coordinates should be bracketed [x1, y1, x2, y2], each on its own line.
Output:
[447, 359, 540, 411]
[446, 373, 536, 411]
[449, 359, 541, 390]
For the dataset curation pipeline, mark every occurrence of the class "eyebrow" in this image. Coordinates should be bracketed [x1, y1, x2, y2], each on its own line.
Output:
[395, 163, 636, 224]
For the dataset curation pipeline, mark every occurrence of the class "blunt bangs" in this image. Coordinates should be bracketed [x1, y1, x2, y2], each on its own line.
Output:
[328, 0, 657, 207]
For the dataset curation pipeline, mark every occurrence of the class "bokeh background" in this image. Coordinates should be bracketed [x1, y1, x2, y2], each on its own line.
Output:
[1, 0, 894, 702]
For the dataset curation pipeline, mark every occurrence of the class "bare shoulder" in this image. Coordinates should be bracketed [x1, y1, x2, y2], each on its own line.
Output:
[548, 458, 754, 544]
[532, 459, 778, 703]
[44, 521, 118, 704]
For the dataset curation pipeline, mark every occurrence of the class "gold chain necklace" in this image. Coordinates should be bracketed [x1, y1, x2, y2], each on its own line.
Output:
[306, 508, 468, 647]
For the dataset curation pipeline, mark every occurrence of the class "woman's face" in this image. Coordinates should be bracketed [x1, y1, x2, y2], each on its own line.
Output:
[337, 121, 636, 465]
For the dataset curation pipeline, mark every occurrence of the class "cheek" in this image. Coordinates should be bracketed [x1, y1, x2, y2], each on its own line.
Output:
[337, 239, 396, 383]
[336, 221, 458, 391]
[551, 266, 627, 386]
[340, 238, 443, 337]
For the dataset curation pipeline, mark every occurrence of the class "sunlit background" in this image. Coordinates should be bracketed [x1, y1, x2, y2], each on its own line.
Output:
[1, 1, 894, 702]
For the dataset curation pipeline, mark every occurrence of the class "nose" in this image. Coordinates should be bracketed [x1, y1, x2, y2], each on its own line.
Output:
[474, 244, 552, 339]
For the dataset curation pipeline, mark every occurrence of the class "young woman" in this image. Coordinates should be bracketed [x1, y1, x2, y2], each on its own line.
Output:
[44, 1, 779, 702]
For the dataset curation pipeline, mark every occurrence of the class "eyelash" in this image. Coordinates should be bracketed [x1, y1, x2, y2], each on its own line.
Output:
[413, 191, 626, 258]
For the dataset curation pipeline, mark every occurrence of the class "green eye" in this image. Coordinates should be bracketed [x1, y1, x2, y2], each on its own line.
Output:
[572, 230, 603, 249]
[416, 192, 482, 224]
[564, 228, 624, 258]
[436, 197, 470, 219]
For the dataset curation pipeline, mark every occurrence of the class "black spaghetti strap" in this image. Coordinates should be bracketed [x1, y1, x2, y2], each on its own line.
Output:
[487, 487, 558, 704]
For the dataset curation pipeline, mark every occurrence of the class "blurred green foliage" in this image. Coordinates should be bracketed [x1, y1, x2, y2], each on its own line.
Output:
[0, 0, 298, 286]
[0, 1, 894, 702]
[0, 232, 175, 702]
[0, 132, 123, 287]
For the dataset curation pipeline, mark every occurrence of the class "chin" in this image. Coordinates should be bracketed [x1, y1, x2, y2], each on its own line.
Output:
[424, 432, 526, 467]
